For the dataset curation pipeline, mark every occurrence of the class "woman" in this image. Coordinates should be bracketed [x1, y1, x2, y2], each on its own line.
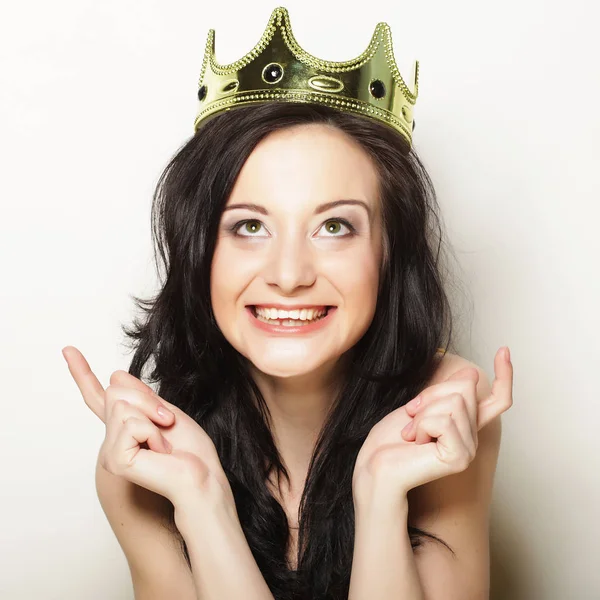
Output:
[63, 9, 513, 600]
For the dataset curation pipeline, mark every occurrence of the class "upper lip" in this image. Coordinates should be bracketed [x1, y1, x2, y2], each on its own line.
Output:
[248, 303, 334, 310]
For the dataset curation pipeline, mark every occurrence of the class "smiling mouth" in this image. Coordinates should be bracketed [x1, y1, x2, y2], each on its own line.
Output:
[249, 305, 334, 326]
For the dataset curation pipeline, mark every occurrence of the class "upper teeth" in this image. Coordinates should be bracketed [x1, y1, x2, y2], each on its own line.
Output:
[254, 307, 327, 321]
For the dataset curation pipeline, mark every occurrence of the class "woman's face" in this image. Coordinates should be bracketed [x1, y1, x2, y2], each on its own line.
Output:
[210, 123, 383, 378]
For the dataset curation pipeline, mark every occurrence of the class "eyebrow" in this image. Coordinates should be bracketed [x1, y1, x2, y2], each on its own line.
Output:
[222, 199, 372, 220]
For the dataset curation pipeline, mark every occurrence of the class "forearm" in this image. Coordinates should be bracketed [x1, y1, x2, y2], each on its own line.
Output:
[349, 493, 425, 600]
[174, 496, 275, 600]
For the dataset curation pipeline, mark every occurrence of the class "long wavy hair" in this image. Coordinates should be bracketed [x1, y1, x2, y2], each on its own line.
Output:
[122, 101, 459, 599]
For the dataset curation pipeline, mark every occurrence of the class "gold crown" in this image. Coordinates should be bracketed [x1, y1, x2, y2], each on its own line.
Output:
[193, 6, 419, 148]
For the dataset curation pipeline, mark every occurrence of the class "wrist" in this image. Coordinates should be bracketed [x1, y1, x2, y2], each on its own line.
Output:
[353, 476, 410, 517]
[173, 485, 239, 533]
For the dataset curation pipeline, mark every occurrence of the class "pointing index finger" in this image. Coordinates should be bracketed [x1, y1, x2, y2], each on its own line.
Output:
[478, 347, 514, 427]
[486, 347, 513, 402]
[62, 346, 106, 422]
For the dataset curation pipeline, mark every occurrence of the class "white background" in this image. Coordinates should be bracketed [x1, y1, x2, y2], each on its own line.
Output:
[1, 0, 598, 598]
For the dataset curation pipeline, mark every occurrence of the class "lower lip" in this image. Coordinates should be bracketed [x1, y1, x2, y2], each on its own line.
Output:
[246, 307, 337, 335]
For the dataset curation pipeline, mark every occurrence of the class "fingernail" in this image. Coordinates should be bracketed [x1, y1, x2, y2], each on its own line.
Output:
[157, 405, 171, 419]
[406, 396, 421, 411]
[402, 420, 414, 435]
[504, 347, 510, 361]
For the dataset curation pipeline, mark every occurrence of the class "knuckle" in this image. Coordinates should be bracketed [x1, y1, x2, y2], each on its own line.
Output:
[465, 375, 478, 390]
[104, 384, 120, 401]
[112, 399, 130, 416]
[109, 370, 128, 385]
[440, 414, 453, 428]
[454, 453, 471, 472]
[450, 392, 465, 408]
[122, 415, 140, 430]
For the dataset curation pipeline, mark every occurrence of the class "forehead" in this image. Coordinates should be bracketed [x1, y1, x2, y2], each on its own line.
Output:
[227, 123, 380, 208]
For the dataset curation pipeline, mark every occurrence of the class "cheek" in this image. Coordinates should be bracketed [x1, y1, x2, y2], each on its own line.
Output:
[326, 240, 380, 289]
[350, 260, 379, 323]
[324, 244, 380, 323]
[210, 245, 241, 319]
[210, 242, 262, 330]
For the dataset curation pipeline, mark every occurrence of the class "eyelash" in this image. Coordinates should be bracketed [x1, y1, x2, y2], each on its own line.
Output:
[228, 218, 357, 238]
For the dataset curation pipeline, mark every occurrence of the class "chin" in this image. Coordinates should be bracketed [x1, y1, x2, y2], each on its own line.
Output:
[248, 354, 329, 379]
[241, 341, 341, 379]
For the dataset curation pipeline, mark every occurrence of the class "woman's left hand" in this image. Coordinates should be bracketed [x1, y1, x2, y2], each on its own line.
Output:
[352, 348, 513, 503]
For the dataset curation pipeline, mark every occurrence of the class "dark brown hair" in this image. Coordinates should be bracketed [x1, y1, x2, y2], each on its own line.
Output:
[122, 101, 458, 599]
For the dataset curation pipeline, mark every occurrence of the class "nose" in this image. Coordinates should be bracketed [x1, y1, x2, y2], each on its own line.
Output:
[263, 232, 317, 294]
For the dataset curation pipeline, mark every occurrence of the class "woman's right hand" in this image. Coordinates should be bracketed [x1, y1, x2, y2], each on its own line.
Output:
[63, 345, 236, 514]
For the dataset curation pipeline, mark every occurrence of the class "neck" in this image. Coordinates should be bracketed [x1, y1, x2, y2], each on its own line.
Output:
[248, 355, 347, 495]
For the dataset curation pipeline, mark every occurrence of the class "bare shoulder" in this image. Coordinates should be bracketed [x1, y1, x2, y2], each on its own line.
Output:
[95, 458, 197, 599]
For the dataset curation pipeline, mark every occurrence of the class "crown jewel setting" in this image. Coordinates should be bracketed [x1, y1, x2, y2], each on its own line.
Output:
[194, 6, 419, 148]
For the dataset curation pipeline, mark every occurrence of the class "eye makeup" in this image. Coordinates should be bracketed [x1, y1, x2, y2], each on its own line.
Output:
[224, 216, 359, 238]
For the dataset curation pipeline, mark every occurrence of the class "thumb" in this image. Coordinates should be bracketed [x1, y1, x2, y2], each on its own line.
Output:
[445, 366, 479, 384]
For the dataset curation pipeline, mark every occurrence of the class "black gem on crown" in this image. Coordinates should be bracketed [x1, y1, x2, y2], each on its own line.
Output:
[198, 85, 207, 102]
[369, 80, 386, 99]
[412, 119, 416, 131]
[263, 63, 284, 84]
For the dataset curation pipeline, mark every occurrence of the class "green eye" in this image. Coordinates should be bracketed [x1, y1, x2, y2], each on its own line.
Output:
[325, 220, 342, 234]
[244, 220, 262, 234]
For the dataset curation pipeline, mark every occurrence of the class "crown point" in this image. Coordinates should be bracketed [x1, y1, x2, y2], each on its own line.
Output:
[271, 6, 289, 23]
